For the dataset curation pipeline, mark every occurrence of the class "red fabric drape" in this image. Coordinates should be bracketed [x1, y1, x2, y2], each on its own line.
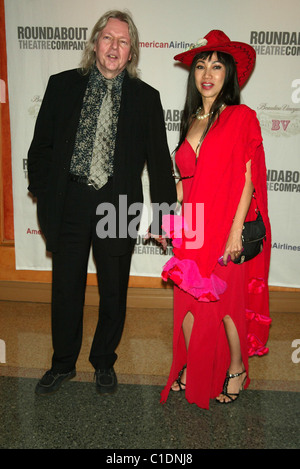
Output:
[0, 0, 14, 241]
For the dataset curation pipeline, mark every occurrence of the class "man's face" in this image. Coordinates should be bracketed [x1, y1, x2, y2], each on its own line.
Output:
[94, 18, 132, 79]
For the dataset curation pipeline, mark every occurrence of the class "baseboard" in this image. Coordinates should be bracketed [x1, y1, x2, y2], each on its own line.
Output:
[0, 280, 299, 312]
[0, 280, 173, 309]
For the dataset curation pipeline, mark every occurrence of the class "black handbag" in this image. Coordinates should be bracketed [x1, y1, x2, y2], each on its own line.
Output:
[233, 211, 266, 264]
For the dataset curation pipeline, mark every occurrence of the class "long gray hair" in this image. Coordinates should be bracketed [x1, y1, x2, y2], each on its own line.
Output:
[80, 10, 140, 78]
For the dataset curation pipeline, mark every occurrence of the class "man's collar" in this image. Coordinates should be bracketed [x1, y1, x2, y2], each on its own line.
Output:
[91, 64, 125, 89]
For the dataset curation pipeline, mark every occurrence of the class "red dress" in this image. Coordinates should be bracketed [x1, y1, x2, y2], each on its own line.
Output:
[160, 105, 272, 409]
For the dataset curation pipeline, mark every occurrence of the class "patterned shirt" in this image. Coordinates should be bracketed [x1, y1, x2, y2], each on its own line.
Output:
[70, 64, 124, 189]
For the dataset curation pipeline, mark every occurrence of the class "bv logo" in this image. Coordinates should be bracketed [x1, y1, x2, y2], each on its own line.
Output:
[271, 120, 290, 131]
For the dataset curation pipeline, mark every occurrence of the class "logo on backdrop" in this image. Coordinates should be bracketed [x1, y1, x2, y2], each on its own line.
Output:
[267, 169, 300, 193]
[28, 95, 42, 121]
[17, 26, 88, 50]
[139, 40, 192, 50]
[272, 241, 300, 252]
[257, 78, 300, 135]
[258, 104, 300, 137]
[134, 235, 173, 256]
[250, 31, 300, 56]
[257, 78, 300, 138]
[163, 109, 183, 132]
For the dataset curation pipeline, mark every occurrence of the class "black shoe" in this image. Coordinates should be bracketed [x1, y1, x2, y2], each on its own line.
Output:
[171, 364, 187, 392]
[216, 369, 247, 404]
[35, 369, 76, 396]
[95, 367, 118, 394]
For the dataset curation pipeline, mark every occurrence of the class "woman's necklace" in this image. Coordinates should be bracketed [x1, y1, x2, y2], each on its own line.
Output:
[195, 103, 225, 120]
[194, 104, 226, 156]
[195, 108, 213, 120]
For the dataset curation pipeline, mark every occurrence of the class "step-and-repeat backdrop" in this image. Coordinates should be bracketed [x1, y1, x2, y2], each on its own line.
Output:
[4, 0, 300, 287]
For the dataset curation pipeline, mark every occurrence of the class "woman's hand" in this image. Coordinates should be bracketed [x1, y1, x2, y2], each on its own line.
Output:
[222, 227, 243, 265]
[176, 180, 183, 204]
[144, 231, 168, 251]
[222, 160, 253, 266]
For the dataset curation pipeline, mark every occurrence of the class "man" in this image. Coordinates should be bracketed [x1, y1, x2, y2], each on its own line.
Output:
[28, 10, 176, 396]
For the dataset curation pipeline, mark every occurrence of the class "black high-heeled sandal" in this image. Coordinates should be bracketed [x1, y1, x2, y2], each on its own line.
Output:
[217, 369, 247, 404]
[171, 364, 187, 392]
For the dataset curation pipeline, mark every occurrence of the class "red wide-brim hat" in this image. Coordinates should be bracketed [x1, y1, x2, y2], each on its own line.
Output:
[174, 30, 256, 88]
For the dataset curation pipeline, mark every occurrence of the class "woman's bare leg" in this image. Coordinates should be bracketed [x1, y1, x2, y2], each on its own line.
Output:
[171, 311, 194, 391]
[216, 315, 246, 403]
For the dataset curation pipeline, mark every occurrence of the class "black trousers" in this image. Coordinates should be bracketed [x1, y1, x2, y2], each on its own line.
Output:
[51, 178, 132, 373]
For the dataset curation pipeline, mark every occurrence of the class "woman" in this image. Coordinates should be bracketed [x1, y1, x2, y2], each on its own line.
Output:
[160, 30, 271, 409]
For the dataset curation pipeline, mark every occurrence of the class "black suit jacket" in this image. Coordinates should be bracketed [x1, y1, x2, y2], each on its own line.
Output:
[28, 68, 176, 254]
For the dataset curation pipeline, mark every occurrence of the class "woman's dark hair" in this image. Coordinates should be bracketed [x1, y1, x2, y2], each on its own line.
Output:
[177, 50, 240, 148]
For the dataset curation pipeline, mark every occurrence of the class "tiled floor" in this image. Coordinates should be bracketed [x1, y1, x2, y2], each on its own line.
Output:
[0, 299, 299, 449]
